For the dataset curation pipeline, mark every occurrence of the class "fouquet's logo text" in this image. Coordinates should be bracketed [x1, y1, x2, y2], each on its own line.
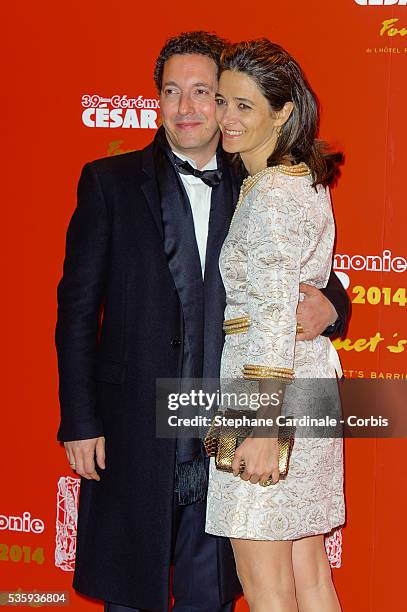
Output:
[81, 94, 159, 129]
[380, 18, 407, 36]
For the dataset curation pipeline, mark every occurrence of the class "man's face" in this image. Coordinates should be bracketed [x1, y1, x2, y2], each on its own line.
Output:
[159, 54, 220, 162]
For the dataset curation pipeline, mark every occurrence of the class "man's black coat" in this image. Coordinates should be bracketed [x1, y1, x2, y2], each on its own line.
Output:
[56, 137, 349, 611]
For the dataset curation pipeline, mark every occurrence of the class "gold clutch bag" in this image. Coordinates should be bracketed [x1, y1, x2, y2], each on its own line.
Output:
[204, 410, 295, 484]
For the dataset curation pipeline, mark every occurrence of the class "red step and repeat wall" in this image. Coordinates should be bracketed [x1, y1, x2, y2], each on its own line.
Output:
[3, 1, 407, 610]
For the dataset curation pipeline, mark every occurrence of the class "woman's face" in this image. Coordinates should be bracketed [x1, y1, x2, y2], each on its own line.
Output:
[215, 70, 278, 162]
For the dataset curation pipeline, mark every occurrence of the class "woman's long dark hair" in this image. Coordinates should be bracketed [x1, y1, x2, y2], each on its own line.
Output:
[220, 39, 343, 187]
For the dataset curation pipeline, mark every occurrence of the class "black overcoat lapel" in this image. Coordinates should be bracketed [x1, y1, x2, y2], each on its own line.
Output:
[153, 137, 204, 377]
[202, 154, 236, 379]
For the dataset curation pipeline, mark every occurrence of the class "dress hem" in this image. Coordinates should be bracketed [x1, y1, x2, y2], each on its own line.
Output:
[204, 521, 345, 542]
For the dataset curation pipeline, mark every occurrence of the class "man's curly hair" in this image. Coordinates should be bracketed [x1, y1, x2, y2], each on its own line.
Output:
[154, 31, 227, 92]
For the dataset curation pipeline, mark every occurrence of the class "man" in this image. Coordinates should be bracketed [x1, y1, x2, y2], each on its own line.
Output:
[56, 31, 350, 612]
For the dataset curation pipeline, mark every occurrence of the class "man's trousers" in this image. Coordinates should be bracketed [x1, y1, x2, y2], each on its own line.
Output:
[104, 500, 235, 612]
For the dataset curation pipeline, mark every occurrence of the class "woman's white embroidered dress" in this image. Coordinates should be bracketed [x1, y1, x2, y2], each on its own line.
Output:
[205, 166, 345, 540]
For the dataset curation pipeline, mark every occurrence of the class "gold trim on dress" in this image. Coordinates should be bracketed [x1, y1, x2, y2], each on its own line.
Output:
[276, 162, 310, 177]
[223, 315, 251, 335]
[243, 364, 294, 381]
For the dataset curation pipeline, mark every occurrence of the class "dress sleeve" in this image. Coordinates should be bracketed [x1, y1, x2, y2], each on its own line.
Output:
[243, 173, 307, 381]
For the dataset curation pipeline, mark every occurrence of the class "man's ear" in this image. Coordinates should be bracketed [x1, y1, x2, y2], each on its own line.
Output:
[275, 101, 294, 128]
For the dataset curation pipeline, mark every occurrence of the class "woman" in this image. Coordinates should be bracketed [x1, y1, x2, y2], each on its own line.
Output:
[205, 40, 345, 611]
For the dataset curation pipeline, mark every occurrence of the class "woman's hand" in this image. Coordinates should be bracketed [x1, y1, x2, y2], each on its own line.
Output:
[232, 437, 280, 485]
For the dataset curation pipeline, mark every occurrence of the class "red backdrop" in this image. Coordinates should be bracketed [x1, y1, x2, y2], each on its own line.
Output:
[3, 1, 407, 610]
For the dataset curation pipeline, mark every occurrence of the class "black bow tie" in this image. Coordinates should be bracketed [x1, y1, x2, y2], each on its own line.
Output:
[174, 157, 223, 188]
